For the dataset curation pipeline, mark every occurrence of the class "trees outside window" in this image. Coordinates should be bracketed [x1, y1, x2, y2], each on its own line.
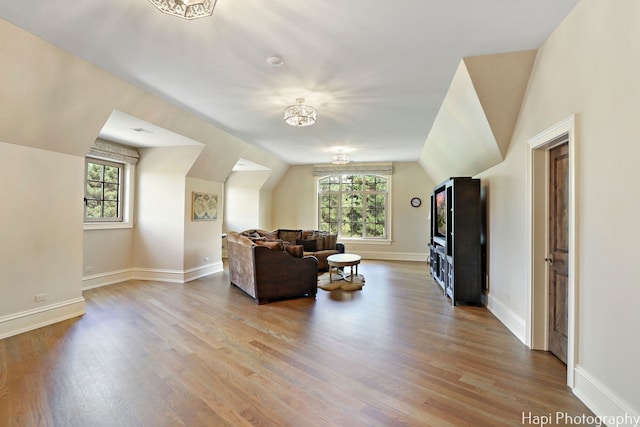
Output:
[84, 158, 123, 222]
[318, 174, 388, 238]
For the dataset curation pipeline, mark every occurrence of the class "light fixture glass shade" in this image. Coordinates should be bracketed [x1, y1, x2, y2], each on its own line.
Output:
[284, 98, 317, 127]
[148, 0, 217, 20]
[331, 153, 350, 164]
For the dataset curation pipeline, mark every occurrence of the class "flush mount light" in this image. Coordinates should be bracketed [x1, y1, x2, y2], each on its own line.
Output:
[331, 153, 350, 164]
[267, 55, 284, 67]
[284, 98, 317, 127]
[132, 127, 153, 133]
[147, 0, 217, 20]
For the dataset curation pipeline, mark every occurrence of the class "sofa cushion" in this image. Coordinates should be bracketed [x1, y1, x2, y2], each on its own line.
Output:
[255, 239, 283, 251]
[296, 238, 317, 252]
[278, 229, 302, 245]
[301, 230, 315, 240]
[261, 230, 278, 240]
[315, 236, 326, 251]
[234, 234, 255, 247]
[323, 234, 337, 251]
[306, 249, 340, 271]
[285, 244, 304, 258]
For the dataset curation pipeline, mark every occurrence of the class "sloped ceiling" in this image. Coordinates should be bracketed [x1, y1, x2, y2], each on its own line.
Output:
[0, 1, 578, 165]
[419, 50, 537, 185]
[0, 19, 289, 187]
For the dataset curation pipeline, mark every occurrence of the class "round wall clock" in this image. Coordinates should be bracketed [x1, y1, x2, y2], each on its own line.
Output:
[410, 197, 422, 208]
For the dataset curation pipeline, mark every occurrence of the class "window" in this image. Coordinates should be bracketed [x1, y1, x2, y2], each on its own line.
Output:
[318, 174, 388, 239]
[84, 158, 123, 222]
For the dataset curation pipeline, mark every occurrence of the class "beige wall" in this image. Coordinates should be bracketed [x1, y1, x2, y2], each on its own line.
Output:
[224, 170, 272, 232]
[82, 149, 225, 287]
[83, 228, 134, 276]
[477, 0, 640, 416]
[271, 165, 317, 230]
[184, 177, 224, 272]
[133, 146, 202, 272]
[0, 18, 287, 336]
[272, 162, 433, 260]
[0, 142, 85, 337]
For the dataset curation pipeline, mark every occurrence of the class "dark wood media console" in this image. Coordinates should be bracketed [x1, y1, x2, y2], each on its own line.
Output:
[429, 177, 482, 305]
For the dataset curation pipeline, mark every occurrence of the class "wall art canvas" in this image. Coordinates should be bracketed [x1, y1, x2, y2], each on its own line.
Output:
[192, 192, 217, 221]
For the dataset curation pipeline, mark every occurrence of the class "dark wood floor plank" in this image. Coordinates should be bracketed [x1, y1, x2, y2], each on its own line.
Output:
[0, 260, 594, 426]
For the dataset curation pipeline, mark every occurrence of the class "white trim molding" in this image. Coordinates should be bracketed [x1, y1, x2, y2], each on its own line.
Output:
[573, 366, 640, 426]
[485, 294, 527, 343]
[184, 262, 224, 282]
[526, 114, 577, 387]
[0, 297, 85, 340]
[83, 268, 133, 290]
[82, 263, 225, 289]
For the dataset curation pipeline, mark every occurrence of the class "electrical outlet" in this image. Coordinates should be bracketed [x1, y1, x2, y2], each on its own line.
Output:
[35, 294, 47, 302]
[204, 256, 209, 263]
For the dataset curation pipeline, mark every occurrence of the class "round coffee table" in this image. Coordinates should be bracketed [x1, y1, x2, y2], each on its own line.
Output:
[327, 253, 361, 283]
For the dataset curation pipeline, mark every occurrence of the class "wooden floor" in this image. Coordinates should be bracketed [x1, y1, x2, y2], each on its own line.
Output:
[1, 261, 595, 426]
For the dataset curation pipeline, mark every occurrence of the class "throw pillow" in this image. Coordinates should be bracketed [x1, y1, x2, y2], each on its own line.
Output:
[286, 244, 304, 258]
[296, 238, 317, 252]
[255, 240, 283, 251]
[301, 230, 316, 240]
[262, 230, 278, 240]
[324, 234, 337, 251]
[278, 229, 302, 245]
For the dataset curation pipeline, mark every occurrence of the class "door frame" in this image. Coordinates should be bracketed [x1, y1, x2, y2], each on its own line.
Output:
[526, 115, 577, 387]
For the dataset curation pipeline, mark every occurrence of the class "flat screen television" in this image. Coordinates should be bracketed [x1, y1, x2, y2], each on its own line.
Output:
[434, 188, 447, 239]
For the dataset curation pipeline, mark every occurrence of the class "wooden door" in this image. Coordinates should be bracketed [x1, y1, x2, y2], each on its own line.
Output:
[548, 143, 569, 363]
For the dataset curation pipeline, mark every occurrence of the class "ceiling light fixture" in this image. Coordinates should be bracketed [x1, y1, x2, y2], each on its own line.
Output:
[266, 55, 284, 67]
[331, 153, 350, 165]
[147, 0, 217, 20]
[284, 98, 317, 127]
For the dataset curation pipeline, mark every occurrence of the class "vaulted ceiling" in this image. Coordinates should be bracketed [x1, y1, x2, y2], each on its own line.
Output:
[0, 1, 578, 168]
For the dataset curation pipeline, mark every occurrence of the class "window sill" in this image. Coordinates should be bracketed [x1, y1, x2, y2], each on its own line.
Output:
[83, 222, 133, 231]
[338, 238, 392, 245]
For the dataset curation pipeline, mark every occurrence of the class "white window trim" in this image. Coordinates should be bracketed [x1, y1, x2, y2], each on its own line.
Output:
[83, 160, 135, 230]
[339, 237, 393, 245]
[315, 174, 392, 242]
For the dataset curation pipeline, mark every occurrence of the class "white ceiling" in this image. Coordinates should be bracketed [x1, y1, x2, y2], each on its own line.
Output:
[0, 0, 578, 165]
[99, 110, 203, 148]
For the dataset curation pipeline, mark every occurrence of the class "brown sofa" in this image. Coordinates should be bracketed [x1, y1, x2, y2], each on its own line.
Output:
[240, 229, 344, 271]
[226, 232, 318, 304]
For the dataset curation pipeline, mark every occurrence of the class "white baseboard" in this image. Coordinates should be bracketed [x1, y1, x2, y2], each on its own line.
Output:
[485, 293, 527, 344]
[82, 263, 225, 289]
[0, 297, 85, 340]
[356, 251, 429, 262]
[132, 267, 187, 283]
[573, 366, 640, 426]
[184, 262, 224, 282]
[83, 269, 133, 290]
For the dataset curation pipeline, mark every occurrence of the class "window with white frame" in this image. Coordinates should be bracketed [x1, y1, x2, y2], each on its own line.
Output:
[84, 158, 123, 222]
[318, 174, 389, 239]
[84, 139, 138, 226]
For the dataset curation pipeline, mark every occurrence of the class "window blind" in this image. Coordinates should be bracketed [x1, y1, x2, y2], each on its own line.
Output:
[312, 162, 393, 176]
[88, 138, 139, 165]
